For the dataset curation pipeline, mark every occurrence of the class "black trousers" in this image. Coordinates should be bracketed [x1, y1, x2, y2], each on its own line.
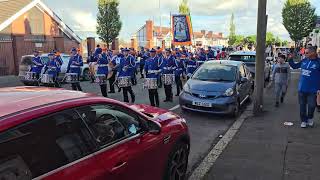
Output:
[164, 84, 173, 101]
[175, 76, 183, 95]
[131, 73, 137, 85]
[123, 86, 135, 103]
[109, 72, 116, 93]
[157, 76, 162, 88]
[140, 64, 145, 78]
[149, 89, 159, 107]
[100, 84, 108, 97]
[71, 75, 82, 91]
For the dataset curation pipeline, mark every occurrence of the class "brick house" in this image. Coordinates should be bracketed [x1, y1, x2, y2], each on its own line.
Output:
[134, 20, 228, 49]
[0, 0, 81, 76]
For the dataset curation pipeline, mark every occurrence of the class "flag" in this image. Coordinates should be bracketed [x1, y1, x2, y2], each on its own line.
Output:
[171, 14, 193, 46]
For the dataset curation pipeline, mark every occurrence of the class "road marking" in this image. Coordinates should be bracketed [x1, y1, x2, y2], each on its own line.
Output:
[169, 105, 180, 111]
[188, 105, 253, 180]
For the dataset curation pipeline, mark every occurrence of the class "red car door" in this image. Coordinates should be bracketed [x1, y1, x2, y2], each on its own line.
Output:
[124, 132, 167, 180]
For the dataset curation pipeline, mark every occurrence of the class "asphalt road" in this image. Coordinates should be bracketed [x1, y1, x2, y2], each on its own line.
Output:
[0, 75, 238, 174]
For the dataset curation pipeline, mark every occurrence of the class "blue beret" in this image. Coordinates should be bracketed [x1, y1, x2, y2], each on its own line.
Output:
[71, 47, 77, 52]
[150, 48, 156, 53]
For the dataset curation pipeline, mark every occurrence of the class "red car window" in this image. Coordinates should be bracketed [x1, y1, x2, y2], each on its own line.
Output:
[0, 109, 96, 179]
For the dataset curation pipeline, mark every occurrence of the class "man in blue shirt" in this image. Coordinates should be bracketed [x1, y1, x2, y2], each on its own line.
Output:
[44, 53, 60, 87]
[207, 46, 215, 59]
[175, 54, 185, 96]
[289, 46, 320, 128]
[67, 48, 83, 91]
[145, 49, 161, 107]
[30, 50, 43, 79]
[161, 49, 176, 102]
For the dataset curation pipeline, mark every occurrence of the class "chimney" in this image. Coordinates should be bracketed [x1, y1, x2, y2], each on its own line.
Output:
[207, 31, 213, 37]
[146, 20, 154, 47]
[201, 30, 206, 35]
[218, 32, 223, 38]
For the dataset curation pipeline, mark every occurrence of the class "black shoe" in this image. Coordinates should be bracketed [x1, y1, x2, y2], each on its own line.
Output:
[108, 91, 115, 94]
[275, 102, 279, 107]
[118, 88, 121, 92]
[280, 96, 284, 103]
[175, 94, 179, 96]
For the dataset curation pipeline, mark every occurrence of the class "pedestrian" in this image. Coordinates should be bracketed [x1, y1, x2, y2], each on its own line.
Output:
[186, 53, 197, 79]
[66, 47, 83, 91]
[288, 46, 320, 128]
[145, 48, 161, 107]
[272, 54, 290, 107]
[44, 53, 60, 87]
[207, 46, 215, 60]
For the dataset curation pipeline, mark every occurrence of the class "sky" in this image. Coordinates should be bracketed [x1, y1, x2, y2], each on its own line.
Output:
[43, 0, 320, 41]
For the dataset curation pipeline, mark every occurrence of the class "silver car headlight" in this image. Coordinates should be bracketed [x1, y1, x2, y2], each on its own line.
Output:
[183, 84, 191, 94]
[224, 88, 234, 97]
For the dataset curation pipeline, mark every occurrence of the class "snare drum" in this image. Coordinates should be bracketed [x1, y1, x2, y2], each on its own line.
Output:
[41, 74, 54, 84]
[162, 74, 175, 85]
[65, 73, 79, 83]
[95, 74, 107, 84]
[143, 78, 158, 89]
[117, 76, 132, 88]
[24, 72, 38, 81]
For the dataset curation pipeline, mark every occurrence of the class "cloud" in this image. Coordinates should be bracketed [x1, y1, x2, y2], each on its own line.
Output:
[71, 11, 97, 32]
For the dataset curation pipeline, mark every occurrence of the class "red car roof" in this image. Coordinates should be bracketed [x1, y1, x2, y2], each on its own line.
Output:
[0, 86, 95, 118]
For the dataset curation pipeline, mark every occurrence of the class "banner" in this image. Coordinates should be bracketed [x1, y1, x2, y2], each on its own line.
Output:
[171, 15, 193, 46]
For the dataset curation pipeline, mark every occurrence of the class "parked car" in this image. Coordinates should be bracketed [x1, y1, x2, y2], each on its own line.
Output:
[179, 60, 253, 116]
[18, 53, 90, 85]
[228, 51, 271, 83]
[0, 87, 189, 180]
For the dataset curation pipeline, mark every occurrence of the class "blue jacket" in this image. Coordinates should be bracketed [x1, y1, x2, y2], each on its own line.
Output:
[175, 59, 185, 77]
[289, 58, 320, 93]
[97, 56, 109, 75]
[67, 54, 83, 75]
[207, 50, 215, 59]
[198, 53, 208, 61]
[186, 59, 198, 76]
[55, 56, 63, 73]
[145, 57, 160, 78]
[118, 55, 135, 77]
[161, 55, 176, 74]
[45, 60, 59, 78]
[31, 56, 43, 73]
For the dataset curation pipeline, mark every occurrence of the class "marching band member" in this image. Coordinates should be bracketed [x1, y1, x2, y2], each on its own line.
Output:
[207, 46, 216, 60]
[117, 48, 135, 103]
[53, 50, 63, 78]
[138, 47, 147, 78]
[145, 48, 160, 107]
[174, 54, 185, 96]
[186, 53, 198, 79]
[156, 47, 164, 88]
[67, 47, 83, 91]
[30, 50, 43, 79]
[44, 53, 59, 87]
[88, 50, 96, 83]
[161, 48, 176, 102]
[197, 48, 208, 66]
[96, 54, 109, 97]
[129, 48, 137, 85]
[108, 52, 118, 93]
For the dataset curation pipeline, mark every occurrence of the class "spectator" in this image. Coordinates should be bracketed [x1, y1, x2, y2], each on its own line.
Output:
[288, 46, 320, 128]
[272, 54, 290, 107]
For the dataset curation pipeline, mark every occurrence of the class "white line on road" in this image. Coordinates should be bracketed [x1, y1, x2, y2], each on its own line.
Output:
[169, 105, 180, 111]
[188, 105, 253, 180]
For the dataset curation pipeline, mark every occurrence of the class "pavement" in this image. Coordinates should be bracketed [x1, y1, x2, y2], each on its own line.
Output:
[0, 75, 238, 175]
[203, 70, 320, 180]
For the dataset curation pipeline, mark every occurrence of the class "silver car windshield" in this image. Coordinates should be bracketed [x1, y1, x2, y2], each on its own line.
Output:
[192, 64, 236, 82]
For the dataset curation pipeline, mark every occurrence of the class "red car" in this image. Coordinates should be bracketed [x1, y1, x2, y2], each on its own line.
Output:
[0, 87, 190, 180]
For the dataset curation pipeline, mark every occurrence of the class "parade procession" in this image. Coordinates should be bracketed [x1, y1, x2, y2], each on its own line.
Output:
[1, 0, 320, 179]
[25, 44, 229, 107]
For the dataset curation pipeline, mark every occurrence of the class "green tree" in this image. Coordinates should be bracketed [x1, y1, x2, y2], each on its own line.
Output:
[266, 32, 276, 45]
[282, 0, 317, 47]
[246, 35, 257, 44]
[97, 0, 122, 48]
[282, 40, 289, 46]
[228, 13, 236, 46]
[179, 0, 190, 15]
[234, 35, 245, 46]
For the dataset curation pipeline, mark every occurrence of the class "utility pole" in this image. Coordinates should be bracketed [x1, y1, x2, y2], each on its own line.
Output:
[253, 0, 267, 114]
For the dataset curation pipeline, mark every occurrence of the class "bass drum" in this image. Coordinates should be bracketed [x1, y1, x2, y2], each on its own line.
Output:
[162, 74, 175, 85]
[143, 78, 158, 89]
[65, 73, 79, 83]
[117, 76, 132, 88]
[95, 74, 107, 84]
[41, 74, 54, 84]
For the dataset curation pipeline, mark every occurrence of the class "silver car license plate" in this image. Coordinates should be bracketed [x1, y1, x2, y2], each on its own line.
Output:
[192, 101, 212, 107]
